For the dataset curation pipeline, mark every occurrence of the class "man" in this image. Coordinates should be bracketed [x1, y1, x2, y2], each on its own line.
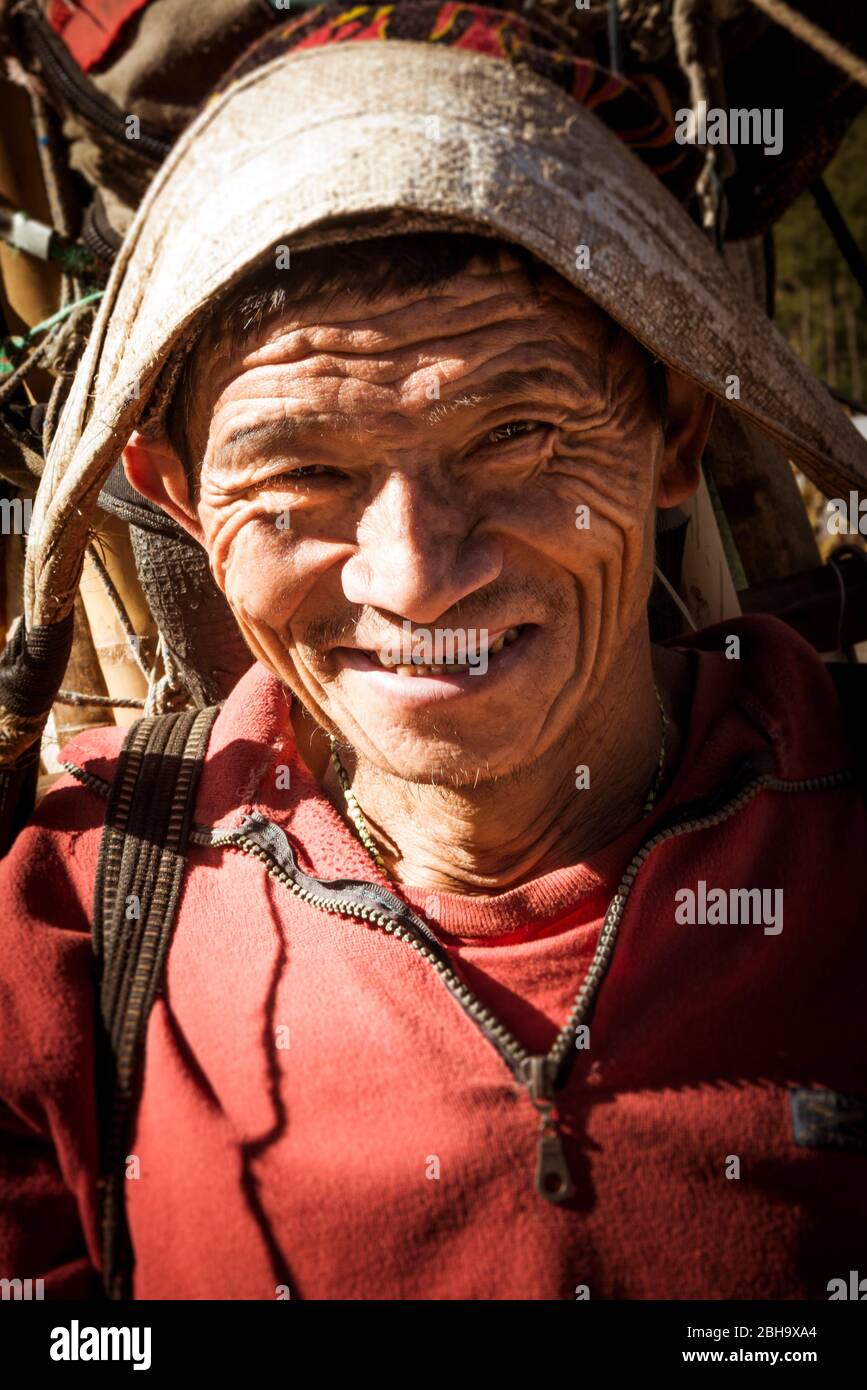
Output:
[1, 12, 866, 1301]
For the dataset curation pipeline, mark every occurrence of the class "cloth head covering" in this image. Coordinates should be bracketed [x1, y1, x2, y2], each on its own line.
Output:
[24, 3, 867, 639]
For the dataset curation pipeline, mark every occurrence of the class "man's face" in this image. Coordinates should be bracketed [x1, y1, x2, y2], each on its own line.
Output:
[128, 252, 706, 784]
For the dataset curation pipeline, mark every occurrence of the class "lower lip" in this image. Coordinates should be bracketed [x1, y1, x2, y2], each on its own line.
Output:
[330, 627, 537, 704]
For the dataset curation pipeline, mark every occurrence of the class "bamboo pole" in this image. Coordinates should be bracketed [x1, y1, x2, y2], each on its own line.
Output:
[78, 514, 156, 726]
[51, 592, 115, 747]
[0, 78, 62, 402]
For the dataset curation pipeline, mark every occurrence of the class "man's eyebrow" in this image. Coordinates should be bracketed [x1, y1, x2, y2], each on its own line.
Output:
[220, 414, 354, 451]
[423, 366, 586, 422]
[219, 367, 584, 451]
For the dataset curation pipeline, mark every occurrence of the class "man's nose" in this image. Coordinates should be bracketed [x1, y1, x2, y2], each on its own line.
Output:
[341, 473, 502, 623]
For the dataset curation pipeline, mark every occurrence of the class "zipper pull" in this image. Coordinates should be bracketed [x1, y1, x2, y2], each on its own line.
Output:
[535, 1116, 576, 1204]
[524, 1057, 576, 1205]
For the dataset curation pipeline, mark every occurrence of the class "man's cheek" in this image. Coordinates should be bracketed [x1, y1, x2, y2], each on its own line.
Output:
[521, 441, 651, 557]
[560, 502, 645, 596]
[218, 520, 301, 630]
[568, 457, 656, 590]
[219, 521, 347, 639]
[563, 506, 650, 655]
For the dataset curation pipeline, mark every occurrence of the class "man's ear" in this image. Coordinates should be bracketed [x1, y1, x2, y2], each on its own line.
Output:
[656, 368, 716, 508]
[122, 430, 204, 543]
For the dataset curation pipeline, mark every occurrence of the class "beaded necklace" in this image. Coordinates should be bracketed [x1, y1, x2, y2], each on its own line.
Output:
[328, 683, 669, 881]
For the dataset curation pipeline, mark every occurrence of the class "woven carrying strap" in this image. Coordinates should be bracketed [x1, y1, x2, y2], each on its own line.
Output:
[92, 703, 220, 1300]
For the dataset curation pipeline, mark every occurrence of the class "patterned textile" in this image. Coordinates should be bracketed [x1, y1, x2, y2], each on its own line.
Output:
[217, 2, 695, 194]
[47, 0, 154, 70]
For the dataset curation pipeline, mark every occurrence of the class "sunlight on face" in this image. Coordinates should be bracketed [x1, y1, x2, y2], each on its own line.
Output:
[186, 256, 665, 784]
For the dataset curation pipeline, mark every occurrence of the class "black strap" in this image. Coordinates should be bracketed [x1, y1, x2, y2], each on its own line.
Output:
[827, 663, 867, 807]
[0, 613, 75, 853]
[92, 704, 219, 1299]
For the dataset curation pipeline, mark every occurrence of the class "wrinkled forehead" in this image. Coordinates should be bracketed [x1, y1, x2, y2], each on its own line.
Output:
[172, 246, 635, 436]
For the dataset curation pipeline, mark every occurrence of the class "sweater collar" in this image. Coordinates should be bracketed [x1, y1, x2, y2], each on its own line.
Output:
[192, 615, 849, 939]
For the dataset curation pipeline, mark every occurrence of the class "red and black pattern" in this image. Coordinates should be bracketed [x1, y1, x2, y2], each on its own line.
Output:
[47, 0, 153, 71]
[218, 2, 696, 195]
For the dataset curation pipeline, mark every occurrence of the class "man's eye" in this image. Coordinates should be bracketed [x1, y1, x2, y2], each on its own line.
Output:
[264, 465, 340, 482]
[485, 420, 543, 445]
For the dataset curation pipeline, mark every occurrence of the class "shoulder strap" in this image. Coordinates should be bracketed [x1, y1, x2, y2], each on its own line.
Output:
[827, 662, 867, 807]
[93, 704, 220, 1300]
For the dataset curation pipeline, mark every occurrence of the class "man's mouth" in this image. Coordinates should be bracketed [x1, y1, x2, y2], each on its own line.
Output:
[369, 625, 522, 675]
[327, 624, 534, 695]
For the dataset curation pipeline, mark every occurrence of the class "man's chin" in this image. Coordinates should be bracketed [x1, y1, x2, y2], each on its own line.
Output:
[322, 693, 550, 785]
[287, 624, 572, 778]
[337, 732, 531, 788]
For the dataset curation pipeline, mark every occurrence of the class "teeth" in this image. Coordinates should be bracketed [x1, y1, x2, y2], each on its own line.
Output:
[369, 625, 523, 671]
[398, 663, 469, 677]
[401, 664, 462, 676]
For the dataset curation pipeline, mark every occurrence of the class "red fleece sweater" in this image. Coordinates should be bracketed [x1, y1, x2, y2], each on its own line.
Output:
[1, 615, 866, 1301]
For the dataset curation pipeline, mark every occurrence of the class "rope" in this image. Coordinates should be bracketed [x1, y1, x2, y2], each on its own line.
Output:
[672, 0, 735, 242]
[56, 690, 146, 709]
[30, 93, 81, 309]
[85, 542, 152, 681]
[653, 562, 699, 632]
[747, 0, 867, 91]
[0, 290, 104, 374]
[30, 96, 73, 240]
[0, 318, 66, 405]
[42, 370, 69, 458]
[144, 633, 189, 716]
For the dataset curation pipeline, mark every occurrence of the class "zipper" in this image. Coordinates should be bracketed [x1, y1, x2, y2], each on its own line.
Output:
[19, 7, 173, 163]
[198, 812, 533, 1076]
[196, 762, 852, 1206]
